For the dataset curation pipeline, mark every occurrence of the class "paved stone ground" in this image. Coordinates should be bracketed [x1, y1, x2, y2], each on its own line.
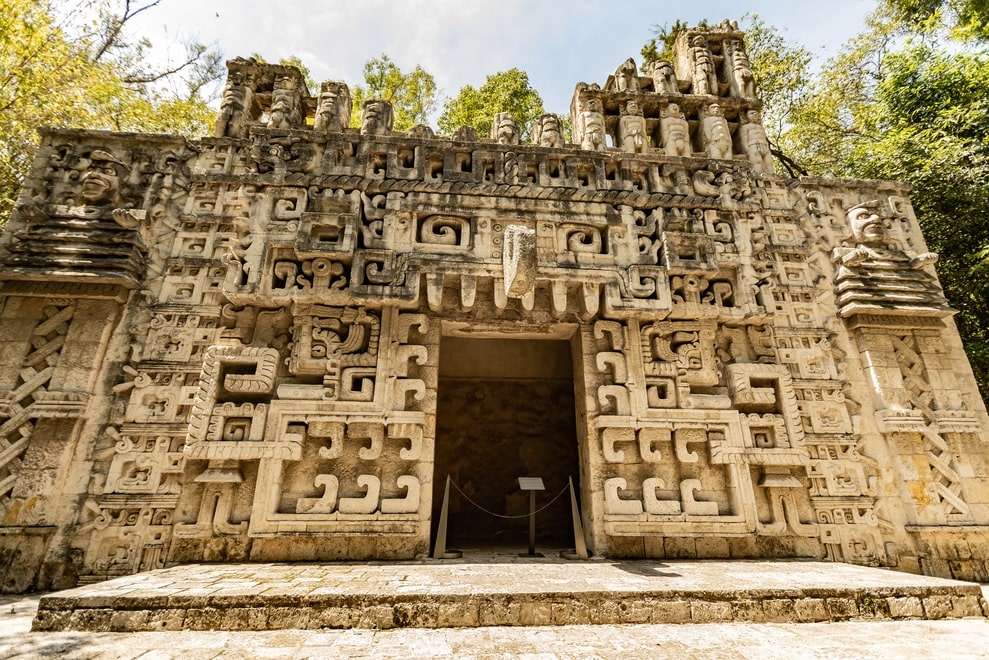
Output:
[4, 555, 989, 657]
[31, 555, 989, 631]
[4, 591, 989, 659]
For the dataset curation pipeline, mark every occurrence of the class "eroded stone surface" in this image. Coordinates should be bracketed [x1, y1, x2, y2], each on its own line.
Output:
[29, 558, 989, 632]
[0, 21, 988, 596]
[8, 588, 989, 659]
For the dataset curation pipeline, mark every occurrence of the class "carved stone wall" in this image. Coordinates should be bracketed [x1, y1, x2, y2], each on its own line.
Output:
[1, 25, 987, 590]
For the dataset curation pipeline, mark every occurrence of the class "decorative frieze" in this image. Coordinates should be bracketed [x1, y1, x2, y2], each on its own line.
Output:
[0, 22, 987, 590]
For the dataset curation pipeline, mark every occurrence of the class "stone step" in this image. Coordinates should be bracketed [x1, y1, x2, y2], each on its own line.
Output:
[33, 556, 988, 632]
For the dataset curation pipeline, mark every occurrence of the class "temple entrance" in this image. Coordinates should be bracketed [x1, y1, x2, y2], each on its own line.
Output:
[432, 336, 580, 552]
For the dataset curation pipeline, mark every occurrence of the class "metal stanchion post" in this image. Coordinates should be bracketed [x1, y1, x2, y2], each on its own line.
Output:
[432, 475, 461, 559]
[528, 489, 536, 556]
[562, 476, 588, 560]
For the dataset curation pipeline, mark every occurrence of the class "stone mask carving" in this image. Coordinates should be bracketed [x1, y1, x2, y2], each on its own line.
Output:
[80, 151, 128, 205]
[492, 112, 520, 145]
[314, 81, 352, 133]
[361, 99, 394, 136]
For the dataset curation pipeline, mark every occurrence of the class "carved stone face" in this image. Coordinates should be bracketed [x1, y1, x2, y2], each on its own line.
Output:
[315, 91, 341, 130]
[708, 104, 724, 118]
[626, 100, 641, 116]
[270, 91, 293, 120]
[361, 100, 392, 135]
[653, 61, 673, 77]
[494, 114, 520, 145]
[583, 98, 601, 114]
[849, 206, 886, 245]
[667, 103, 680, 117]
[220, 75, 247, 111]
[80, 152, 125, 204]
[747, 110, 762, 124]
[540, 117, 560, 140]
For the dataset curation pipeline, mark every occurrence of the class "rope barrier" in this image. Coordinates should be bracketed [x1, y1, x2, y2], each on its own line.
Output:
[449, 478, 571, 519]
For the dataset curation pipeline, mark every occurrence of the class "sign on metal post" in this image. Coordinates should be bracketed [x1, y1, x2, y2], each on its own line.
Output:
[518, 477, 544, 556]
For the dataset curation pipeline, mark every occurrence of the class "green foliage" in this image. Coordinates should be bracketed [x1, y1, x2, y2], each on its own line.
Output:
[853, 45, 989, 393]
[883, 0, 989, 40]
[640, 19, 694, 67]
[350, 54, 438, 132]
[438, 68, 544, 139]
[0, 0, 221, 224]
[782, 4, 989, 398]
[780, 9, 901, 176]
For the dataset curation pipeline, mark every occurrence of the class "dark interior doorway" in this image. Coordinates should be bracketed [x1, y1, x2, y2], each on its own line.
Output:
[432, 336, 580, 551]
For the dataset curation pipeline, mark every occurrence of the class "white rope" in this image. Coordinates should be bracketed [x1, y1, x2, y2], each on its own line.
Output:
[449, 478, 571, 519]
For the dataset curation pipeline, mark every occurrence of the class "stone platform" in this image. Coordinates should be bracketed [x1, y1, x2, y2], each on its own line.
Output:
[32, 553, 988, 632]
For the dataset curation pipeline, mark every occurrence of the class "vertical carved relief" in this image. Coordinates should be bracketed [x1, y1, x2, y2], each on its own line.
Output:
[0, 24, 986, 589]
[0, 300, 75, 515]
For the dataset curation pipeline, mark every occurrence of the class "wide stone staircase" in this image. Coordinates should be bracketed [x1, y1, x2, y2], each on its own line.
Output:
[32, 552, 989, 632]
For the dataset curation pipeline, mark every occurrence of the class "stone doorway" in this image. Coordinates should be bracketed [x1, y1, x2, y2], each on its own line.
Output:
[432, 336, 580, 552]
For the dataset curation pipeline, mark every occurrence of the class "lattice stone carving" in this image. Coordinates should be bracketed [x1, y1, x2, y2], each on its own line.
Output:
[0, 301, 74, 509]
[891, 333, 970, 519]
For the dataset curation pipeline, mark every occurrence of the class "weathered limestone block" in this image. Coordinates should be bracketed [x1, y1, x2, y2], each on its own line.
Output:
[0, 21, 987, 593]
[531, 113, 565, 148]
[649, 60, 681, 96]
[660, 103, 691, 157]
[619, 101, 648, 154]
[313, 81, 352, 133]
[491, 113, 520, 145]
[701, 104, 733, 160]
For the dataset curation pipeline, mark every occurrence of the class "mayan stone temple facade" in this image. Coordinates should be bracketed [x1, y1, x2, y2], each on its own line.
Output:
[1, 21, 988, 593]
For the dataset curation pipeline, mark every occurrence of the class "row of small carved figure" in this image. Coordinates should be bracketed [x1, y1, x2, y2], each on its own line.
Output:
[212, 56, 771, 172]
[217, 93, 774, 175]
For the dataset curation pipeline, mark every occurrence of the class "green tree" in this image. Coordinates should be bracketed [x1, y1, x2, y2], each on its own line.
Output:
[781, 5, 989, 397]
[0, 0, 222, 223]
[848, 45, 989, 393]
[779, 9, 901, 176]
[350, 54, 438, 132]
[883, 0, 989, 39]
[438, 68, 544, 139]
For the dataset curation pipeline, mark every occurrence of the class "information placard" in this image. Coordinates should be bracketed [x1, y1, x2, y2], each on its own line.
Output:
[518, 477, 545, 491]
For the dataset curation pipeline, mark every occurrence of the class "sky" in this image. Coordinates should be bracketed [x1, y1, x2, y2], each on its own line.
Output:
[130, 0, 877, 121]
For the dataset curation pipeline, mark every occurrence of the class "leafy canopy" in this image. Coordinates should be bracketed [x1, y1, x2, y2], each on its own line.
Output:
[0, 0, 222, 222]
[884, 0, 989, 40]
[350, 54, 438, 132]
[438, 68, 544, 140]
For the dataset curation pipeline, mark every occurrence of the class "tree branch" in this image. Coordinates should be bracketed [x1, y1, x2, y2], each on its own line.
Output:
[93, 0, 161, 63]
[769, 143, 809, 178]
[122, 50, 201, 84]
